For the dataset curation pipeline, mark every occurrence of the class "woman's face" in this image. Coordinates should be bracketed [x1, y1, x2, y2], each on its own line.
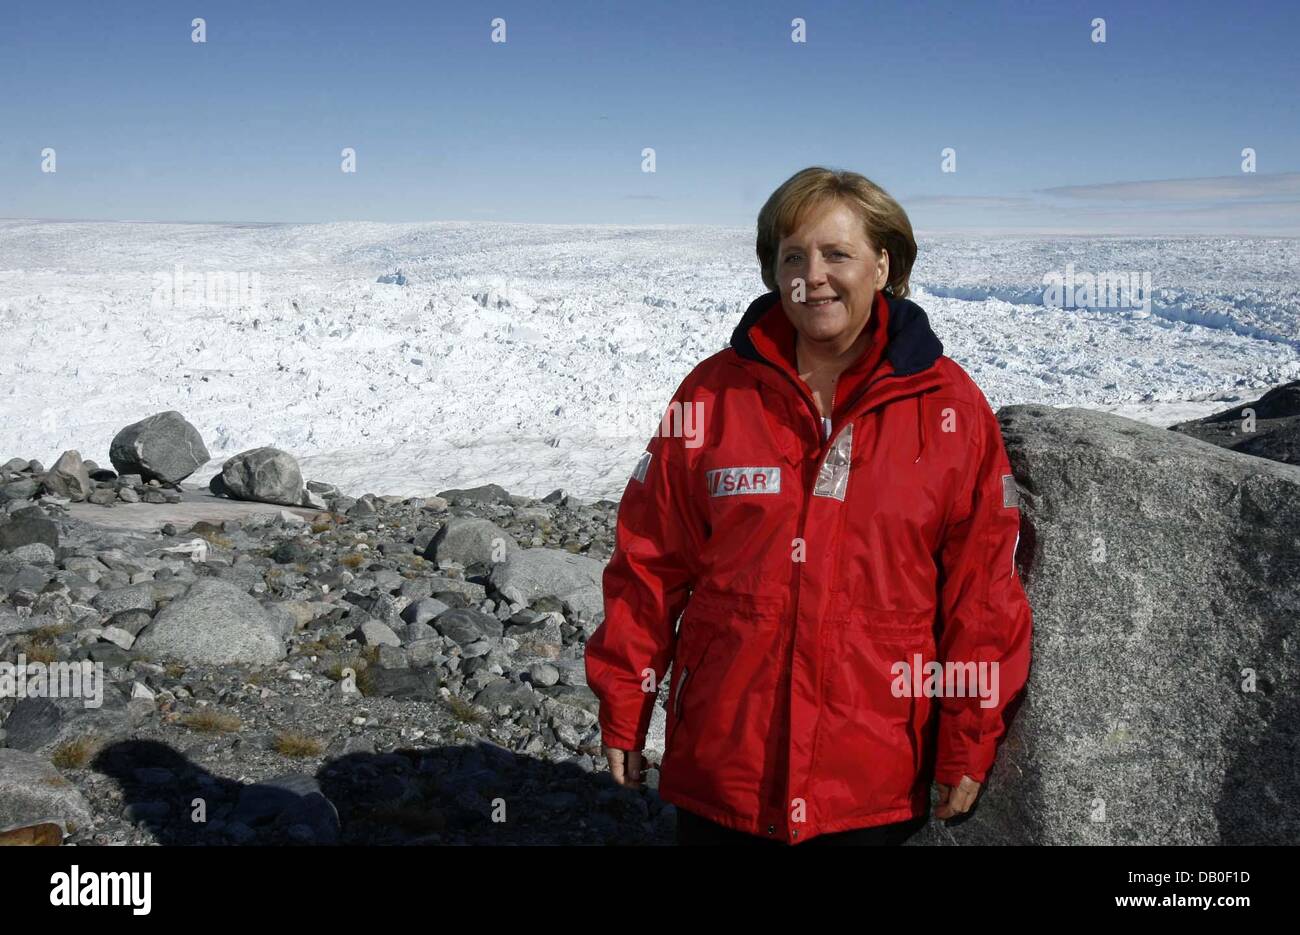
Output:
[775, 199, 889, 347]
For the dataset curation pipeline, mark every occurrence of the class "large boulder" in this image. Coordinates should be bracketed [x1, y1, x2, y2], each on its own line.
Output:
[109, 410, 211, 484]
[213, 447, 304, 507]
[488, 547, 605, 625]
[2, 693, 133, 757]
[0, 476, 41, 502]
[0, 748, 94, 838]
[132, 578, 287, 665]
[910, 405, 1300, 846]
[423, 516, 518, 567]
[435, 483, 513, 504]
[1168, 379, 1300, 466]
[41, 450, 93, 501]
[0, 507, 58, 554]
[0, 609, 58, 638]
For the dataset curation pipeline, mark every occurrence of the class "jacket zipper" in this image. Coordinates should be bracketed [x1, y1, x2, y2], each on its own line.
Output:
[748, 356, 925, 840]
[825, 383, 836, 441]
[775, 366, 834, 838]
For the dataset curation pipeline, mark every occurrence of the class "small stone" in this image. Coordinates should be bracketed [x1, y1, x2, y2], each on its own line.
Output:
[88, 488, 117, 506]
[99, 626, 136, 650]
[358, 619, 400, 647]
[528, 662, 561, 687]
[377, 645, 409, 670]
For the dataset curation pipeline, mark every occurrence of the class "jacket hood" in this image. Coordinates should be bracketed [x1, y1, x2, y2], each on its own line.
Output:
[729, 290, 944, 377]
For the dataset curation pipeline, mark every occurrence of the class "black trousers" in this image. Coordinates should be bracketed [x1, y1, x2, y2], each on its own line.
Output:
[675, 807, 926, 846]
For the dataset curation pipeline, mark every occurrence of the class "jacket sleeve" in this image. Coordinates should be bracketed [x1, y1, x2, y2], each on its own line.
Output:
[932, 394, 1033, 787]
[583, 387, 710, 752]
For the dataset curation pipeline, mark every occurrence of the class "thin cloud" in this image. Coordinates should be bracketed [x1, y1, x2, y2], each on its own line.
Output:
[1039, 172, 1300, 203]
[908, 172, 1300, 235]
[905, 195, 1035, 209]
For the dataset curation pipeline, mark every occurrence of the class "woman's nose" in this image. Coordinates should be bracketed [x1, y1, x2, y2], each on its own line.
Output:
[803, 254, 828, 286]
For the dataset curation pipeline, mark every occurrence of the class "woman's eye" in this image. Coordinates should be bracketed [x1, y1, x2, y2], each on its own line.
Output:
[784, 254, 802, 264]
[830, 251, 849, 258]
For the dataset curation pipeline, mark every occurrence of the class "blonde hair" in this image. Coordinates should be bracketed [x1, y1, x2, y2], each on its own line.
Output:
[756, 166, 917, 299]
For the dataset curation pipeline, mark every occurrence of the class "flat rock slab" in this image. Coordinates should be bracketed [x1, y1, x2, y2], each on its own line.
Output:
[58, 483, 321, 535]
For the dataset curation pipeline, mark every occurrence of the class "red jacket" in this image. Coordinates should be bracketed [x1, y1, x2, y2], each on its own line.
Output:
[585, 289, 1033, 844]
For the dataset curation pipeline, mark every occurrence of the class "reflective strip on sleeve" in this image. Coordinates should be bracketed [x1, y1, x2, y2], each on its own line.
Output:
[632, 450, 652, 483]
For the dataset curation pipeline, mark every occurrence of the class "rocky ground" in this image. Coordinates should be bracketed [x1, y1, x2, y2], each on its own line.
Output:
[5, 376, 1297, 847]
[1168, 379, 1299, 465]
[0, 462, 676, 846]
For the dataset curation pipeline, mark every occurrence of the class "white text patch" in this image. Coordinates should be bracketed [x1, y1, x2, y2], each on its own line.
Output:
[706, 466, 781, 497]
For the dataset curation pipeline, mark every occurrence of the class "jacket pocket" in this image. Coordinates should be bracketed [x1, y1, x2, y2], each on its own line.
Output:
[665, 628, 718, 752]
[825, 590, 937, 650]
[813, 599, 938, 817]
[662, 587, 782, 755]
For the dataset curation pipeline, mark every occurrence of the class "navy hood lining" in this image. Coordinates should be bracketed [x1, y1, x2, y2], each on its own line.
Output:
[730, 290, 944, 377]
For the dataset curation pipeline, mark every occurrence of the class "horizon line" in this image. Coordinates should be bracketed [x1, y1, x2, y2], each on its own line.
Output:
[2, 216, 1297, 239]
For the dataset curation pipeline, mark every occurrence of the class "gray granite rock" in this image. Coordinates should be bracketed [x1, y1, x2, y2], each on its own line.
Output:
[0, 748, 94, 837]
[358, 619, 401, 647]
[423, 516, 517, 567]
[1168, 380, 1299, 466]
[216, 447, 304, 507]
[435, 483, 512, 504]
[489, 547, 604, 624]
[91, 584, 155, 617]
[2, 692, 133, 757]
[909, 404, 1300, 846]
[434, 607, 504, 645]
[133, 578, 286, 665]
[43, 450, 93, 502]
[108, 410, 210, 484]
[0, 509, 58, 554]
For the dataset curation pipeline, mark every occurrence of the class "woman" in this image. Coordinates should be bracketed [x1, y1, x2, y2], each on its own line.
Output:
[584, 167, 1033, 846]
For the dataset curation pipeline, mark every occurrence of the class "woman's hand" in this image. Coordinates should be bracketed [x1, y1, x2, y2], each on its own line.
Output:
[934, 775, 981, 819]
[603, 745, 646, 788]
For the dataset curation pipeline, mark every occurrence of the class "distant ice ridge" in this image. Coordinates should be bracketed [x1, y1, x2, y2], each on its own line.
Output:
[0, 220, 1296, 500]
[919, 282, 1299, 351]
[913, 236, 1300, 349]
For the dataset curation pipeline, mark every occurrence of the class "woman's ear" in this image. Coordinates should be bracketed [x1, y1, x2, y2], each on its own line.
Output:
[876, 247, 890, 291]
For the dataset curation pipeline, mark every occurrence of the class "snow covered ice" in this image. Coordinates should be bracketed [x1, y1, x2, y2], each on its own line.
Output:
[1, 220, 1296, 501]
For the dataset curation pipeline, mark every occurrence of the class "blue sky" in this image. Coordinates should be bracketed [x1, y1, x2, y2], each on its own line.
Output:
[2, 0, 1298, 233]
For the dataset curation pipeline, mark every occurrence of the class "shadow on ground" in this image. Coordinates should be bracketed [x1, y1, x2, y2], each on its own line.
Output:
[91, 738, 670, 845]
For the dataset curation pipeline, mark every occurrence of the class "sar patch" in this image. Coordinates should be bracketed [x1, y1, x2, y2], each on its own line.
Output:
[632, 450, 652, 484]
[706, 466, 781, 497]
[1002, 473, 1019, 509]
